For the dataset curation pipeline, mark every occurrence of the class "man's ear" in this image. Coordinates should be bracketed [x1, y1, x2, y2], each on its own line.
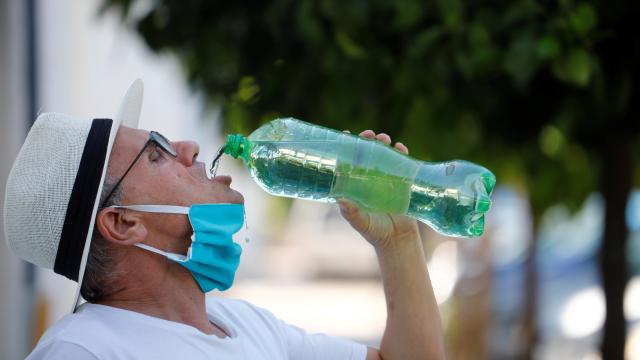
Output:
[96, 208, 147, 246]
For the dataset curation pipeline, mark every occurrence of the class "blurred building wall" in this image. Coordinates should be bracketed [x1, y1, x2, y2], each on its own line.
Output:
[0, 0, 33, 358]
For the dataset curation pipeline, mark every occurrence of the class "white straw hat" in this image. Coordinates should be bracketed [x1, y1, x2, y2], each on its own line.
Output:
[3, 79, 143, 310]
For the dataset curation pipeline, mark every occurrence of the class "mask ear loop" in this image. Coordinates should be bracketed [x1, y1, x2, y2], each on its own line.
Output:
[111, 205, 192, 261]
[110, 204, 190, 214]
[136, 243, 188, 262]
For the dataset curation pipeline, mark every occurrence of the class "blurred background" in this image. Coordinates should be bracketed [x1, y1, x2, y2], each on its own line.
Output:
[1, 0, 639, 359]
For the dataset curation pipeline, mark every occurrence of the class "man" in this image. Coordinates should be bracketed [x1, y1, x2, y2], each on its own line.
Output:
[4, 80, 445, 359]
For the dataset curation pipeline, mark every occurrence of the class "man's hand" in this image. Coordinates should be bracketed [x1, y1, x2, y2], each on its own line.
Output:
[338, 130, 446, 360]
[338, 130, 420, 252]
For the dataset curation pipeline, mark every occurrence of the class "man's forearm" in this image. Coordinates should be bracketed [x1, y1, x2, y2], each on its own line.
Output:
[376, 233, 445, 360]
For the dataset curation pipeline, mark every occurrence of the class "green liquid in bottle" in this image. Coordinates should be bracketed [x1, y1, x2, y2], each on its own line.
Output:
[225, 118, 495, 238]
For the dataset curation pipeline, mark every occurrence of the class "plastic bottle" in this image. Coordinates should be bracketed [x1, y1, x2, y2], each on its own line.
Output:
[223, 118, 496, 238]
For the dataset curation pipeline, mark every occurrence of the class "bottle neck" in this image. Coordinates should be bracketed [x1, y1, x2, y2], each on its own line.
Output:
[224, 134, 250, 159]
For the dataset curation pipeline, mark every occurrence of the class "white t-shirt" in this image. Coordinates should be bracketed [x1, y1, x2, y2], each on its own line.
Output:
[27, 297, 368, 360]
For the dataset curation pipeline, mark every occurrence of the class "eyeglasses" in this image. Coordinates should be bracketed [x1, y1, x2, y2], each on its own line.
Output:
[101, 131, 177, 207]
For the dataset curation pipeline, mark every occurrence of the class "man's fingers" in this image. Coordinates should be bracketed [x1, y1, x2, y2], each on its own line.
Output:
[395, 142, 409, 154]
[359, 130, 376, 138]
[375, 133, 392, 145]
[338, 199, 370, 233]
[338, 199, 360, 221]
[357, 131, 407, 153]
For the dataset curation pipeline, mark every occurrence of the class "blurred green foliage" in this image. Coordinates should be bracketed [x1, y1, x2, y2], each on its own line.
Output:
[102, 1, 639, 357]
[102, 0, 639, 217]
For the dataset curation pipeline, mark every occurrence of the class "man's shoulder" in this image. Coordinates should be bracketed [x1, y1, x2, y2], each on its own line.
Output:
[29, 304, 111, 359]
[37, 304, 109, 343]
[27, 339, 99, 360]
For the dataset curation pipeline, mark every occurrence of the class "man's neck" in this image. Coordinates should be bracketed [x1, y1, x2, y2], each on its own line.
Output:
[97, 261, 227, 338]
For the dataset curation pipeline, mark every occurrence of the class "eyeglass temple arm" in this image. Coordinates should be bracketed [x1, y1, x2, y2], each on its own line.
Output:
[100, 143, 149, 207]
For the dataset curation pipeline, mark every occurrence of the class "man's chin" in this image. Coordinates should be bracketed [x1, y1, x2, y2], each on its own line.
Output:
[211, 175, 233, 186]
[206, 188, 245, 205]
[228, 189, 245, 205]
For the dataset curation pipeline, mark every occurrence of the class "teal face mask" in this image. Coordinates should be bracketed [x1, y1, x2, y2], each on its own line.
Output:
[110, 203, 244, 293]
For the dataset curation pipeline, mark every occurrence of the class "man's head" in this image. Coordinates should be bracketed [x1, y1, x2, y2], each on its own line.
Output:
[4, 79, 244, 309]
[80, 125, 244, 301]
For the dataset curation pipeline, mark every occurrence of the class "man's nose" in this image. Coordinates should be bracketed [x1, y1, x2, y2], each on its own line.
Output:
[173, 141, 200, 166]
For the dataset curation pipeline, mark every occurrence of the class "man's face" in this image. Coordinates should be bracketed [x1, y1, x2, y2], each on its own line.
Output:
[105, 126, 244, 251]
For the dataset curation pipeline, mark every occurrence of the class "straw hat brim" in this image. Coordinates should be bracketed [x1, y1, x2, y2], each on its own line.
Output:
[71, 79, 143, 311]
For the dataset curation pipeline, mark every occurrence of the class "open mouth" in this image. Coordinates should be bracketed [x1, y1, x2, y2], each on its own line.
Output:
[198, 161, 233, 185]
